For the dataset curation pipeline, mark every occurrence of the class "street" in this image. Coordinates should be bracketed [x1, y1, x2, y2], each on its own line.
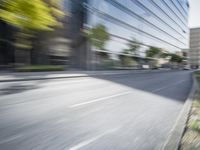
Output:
[0, 70, 193, 150]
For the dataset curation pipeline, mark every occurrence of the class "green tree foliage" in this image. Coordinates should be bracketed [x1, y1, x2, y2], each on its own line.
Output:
[88, 24, 110, 50]
[0, 0, 64, 65]
[146, 46, 161, 58]
[170, 54, 183, 63]
[160, 52, 170, 58]
[123, 38, 140, 55]
[46, 0, 65, 28]
[119, 55, 137, 67]
[0, 0, 58, 31]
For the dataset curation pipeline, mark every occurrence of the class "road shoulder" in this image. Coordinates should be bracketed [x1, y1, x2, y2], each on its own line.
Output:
[162, 74, 199, 150]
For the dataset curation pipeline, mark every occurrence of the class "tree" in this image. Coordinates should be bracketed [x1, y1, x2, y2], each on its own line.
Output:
[87, 24, 110, 50]
[119, 55, 137, 67]
[146, 46, 161, 58]
[0, 0, 65, 31]
[0, 0, 64, 64]
[170, 54, 183, 63]
[123, 38, 140, 55]
[0, 0, 58, 32]
[160, 52, 170, 58]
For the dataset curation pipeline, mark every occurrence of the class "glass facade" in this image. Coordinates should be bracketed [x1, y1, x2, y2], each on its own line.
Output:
[85, 0, 189, 54]
[0, 0, 189, 69]
[63, 0, 189, 69]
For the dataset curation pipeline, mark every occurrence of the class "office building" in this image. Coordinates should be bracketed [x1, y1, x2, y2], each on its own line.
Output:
[65, 0, 190, 69]
[0, 0, 190, 70]
[189, 28, 200, 68]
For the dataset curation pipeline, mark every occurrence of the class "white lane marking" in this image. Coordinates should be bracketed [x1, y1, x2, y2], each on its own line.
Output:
[69, 91, 131, 108]
[68, 127, 120, 150]
[0, 134, 22, 144]
[152, 80, 188, 93]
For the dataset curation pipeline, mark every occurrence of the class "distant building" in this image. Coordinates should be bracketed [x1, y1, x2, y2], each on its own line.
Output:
[182, 48, 189, 65]
[189, 28, 200, 68]
[182, 49, 188, 58]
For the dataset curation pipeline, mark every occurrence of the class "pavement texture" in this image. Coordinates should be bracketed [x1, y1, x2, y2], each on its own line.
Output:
[0, 70, 193, 150]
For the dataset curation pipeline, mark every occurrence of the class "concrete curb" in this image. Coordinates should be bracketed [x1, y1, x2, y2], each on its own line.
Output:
[0, 74, 90, 83]
[0, 69, 173, 82]
[162, 73, 199, 150]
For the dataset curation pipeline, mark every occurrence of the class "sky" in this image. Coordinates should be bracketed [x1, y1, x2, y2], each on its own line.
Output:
[189, 0, 200, 28]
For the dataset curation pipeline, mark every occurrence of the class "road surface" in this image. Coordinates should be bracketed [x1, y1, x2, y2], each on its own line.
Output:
[0, 70, 193, 150]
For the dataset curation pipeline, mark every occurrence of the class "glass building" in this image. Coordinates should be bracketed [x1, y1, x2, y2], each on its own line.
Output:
[65, 0, 190, 69]
[0, 0, 190, 70]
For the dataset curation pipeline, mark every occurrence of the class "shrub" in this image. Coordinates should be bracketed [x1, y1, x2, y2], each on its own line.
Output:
[15, 65, 65, 72]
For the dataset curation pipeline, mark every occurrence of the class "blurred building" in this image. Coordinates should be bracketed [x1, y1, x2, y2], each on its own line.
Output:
[0, 1, 72, 69]
[0, 0, 190, 70]
[182, 48, 189, 65]
[30, 1, 72, 66]
[189, 28, 200, 68]
[66, 0, 189, 69]
[182, 49, 188, 58]
[0, 20, 16, 69]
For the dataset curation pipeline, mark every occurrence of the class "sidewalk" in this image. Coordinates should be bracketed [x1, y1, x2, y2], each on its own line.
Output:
[0, 69, 171, 82]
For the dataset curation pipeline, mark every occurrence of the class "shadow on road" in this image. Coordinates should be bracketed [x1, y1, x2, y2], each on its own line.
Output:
[90, 70, 193, 103]
[0, 84, 39, 96]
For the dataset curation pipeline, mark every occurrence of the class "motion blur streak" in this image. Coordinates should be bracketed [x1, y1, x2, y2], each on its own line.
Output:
[0, 71, 192, 150]
[0, 0, 189, 70]
[0, 0, 192, 149]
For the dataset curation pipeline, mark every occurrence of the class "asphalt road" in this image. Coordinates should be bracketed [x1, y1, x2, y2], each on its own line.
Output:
[0, 70, 193, 150]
